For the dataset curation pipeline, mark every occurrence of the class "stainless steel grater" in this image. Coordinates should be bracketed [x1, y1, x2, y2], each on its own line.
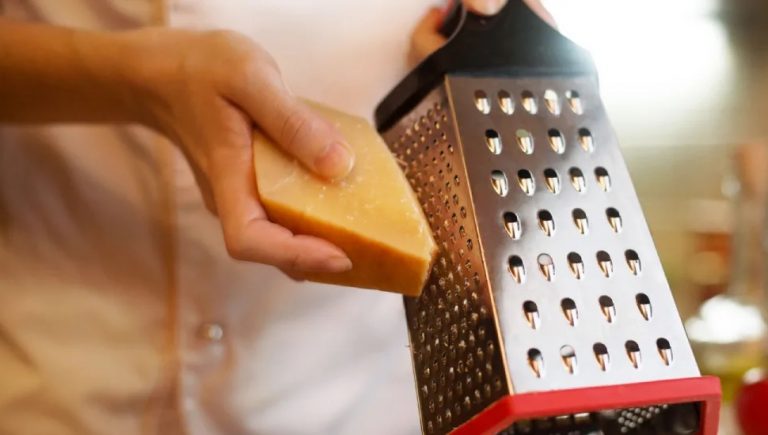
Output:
[374, 2, 721, 434]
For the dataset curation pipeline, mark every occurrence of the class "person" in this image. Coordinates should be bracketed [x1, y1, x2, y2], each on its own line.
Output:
[0, 0, 551, 433]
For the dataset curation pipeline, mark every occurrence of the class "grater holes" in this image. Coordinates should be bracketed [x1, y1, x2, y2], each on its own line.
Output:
[521, 90, 538, 114]
[485, 129, 502, 155]
[606, 207, 623, 233]
[522, 301, 540, 329]
[578, 128, 594, 153]
[595, 167, 611, 192]
[572, 208, 589, 235]
[625, 249, 642, 275]
[625, 340, 642, 369]
[569, 167, 587, 192]
[596, 251, 613, 278]
[517, 169, 535, 196]
[560, 345, 577, 374]
[503, 212, 522, 240]
[656, 338, 673, 366]
[537, 253, 555, 281]
[527, 348, 545, 378]
[508, 255, 526, 283]
[547, 129, 565, 154]
[567, 252, 585, 279]
[497, 90, 514, 115]
[561, 298, 578, 326]
[599, 296, 616, 323]
[593, 343, 610, 371]
[543, 168, 561, 194]
[516, 129, 535, 155]
[490, 170, 509, 197]
[537, 210, 555, 237]
[566, 90, 584, 114]
[543, 89, 561, 116]
[636, 293, 652, 320]
[474, 90, 491, 114]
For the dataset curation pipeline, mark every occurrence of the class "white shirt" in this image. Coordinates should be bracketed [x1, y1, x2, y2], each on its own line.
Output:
[0, 1, 433, 433]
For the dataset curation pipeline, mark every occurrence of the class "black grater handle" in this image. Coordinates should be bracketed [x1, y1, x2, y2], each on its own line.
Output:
[438, 0, 463, 39]
[375, 0, 596, 131]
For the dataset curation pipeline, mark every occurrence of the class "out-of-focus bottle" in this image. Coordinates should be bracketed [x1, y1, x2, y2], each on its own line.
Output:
[686, 143, 768, 401]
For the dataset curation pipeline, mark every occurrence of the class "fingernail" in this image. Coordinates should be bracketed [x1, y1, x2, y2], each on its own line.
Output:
[325, 255, 353, 273]
[314, 141, 355, 180]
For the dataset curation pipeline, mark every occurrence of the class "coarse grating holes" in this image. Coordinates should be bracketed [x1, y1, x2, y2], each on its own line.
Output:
[503, 212, 522, 239]
[537, 210, 555, 237]
[561, 298, 578, 326]
[657, 338, 673, 366]
[537, 253, 555, 281]
[596, 251, 613, 278]
[543, 89, 561, 116]
[547, 128, 565, 154]
[593, 343, 610, 371]
[625, 340, 642, 369]
[572, 208, 589, 235]
[636, 293, 652, 320]
[595, 167, 611, 192]
[474, 90, 491, 114]
[485, 129, 502, 155]
[569, 167, 587, 192]
[560, 345, 577, 374]
[522, 301, 540, 329]
[508, 255, 525, 283]
[567, 252, 584, 279]
[543, 168, 561, 194]
[497, 90, 514, 115]
[626, 249, 642, 275]
[517, 169, 535, 196]
[527, 348, 544, 378]
[516, 129, 534, 155]
[491, 170, 509, 197]
[606, 207, 623, 233]
[599, 295, 616, 323]
[521, 90, 538, 114]
[578, 128, 594, 153]
[565, 90, 583, 114]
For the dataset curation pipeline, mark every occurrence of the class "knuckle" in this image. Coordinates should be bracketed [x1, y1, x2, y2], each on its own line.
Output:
[223, 230, 248, 260]
[279, 111, 314, 153]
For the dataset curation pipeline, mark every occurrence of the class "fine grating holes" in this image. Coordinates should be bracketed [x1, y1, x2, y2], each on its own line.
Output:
[543, 168, 561, 194]
[522, 301, 540, 329]
[485, 129, 502, 155]
[491, 170, 509, 197]
[595, 167, 611, 192]
[599, 295, 616, 323]
[561, 298, 578, 326]
[537, 253, 555, 281]
[593, 343, 610, 371]
[497, 90, 514, 115]
[516, 129, 534, 155]
[517, 169, 535, 196]
[503, 212, 522, 239]
[547, 129, 565, 154]
[606, 207, 623, 233]
[625, 340, 642, 369]
[572, 208, 589, 235]
[521, 90, 538, 114]
[560, 345, 577, 374]
[567, 252, 584, 279]
[636, 293, 652, 321]
[527, 348, 544, 378]
[569, 167, 587, 193]
[474, 90, 491, 114]
[537, 210, 555, 237]
[626, 249, 642, 275]
[508, 255, 526, 284]
[543, 89, 561, 116]
[657, 338, 673, 366]
[565, 90, 584, 114]
[596, 251, 613, 278]
[578, 128, 594, 153]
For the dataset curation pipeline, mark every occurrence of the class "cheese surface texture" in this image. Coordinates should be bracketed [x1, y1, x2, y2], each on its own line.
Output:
[252, 102, 436, 296]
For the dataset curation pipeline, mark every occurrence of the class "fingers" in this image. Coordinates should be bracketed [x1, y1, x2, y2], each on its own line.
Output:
[409, 7, 446, 66]
[462, 0, 507, 15]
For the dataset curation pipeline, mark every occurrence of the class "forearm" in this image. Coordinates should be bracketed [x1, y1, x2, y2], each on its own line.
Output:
[0, 18, 150, 125]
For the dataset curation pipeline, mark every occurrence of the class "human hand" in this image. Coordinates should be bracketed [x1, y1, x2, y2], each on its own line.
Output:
[130, 29, 354, 276]
[409, 0, 557, 66]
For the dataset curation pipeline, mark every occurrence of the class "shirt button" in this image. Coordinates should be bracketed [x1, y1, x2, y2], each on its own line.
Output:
[197, 323, 224, 342]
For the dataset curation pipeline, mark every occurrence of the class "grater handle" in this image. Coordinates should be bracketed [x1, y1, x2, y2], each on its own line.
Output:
[438, 0, 463, 38]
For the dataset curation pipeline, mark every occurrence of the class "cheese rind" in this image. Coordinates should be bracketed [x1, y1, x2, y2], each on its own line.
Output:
[252, 101, 436, 296]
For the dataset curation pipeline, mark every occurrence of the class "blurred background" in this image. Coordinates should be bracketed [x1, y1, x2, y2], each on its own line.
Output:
[542, 0, 768, 433]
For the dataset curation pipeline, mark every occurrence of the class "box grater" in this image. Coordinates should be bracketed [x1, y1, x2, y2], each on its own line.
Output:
[374, 1, 721, 434]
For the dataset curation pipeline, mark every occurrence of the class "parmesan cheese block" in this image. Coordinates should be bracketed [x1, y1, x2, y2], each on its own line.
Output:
[252, 102, 437, 296]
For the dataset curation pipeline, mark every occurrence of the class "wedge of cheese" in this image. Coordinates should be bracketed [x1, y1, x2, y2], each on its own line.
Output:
[252, 102, 437, 296]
